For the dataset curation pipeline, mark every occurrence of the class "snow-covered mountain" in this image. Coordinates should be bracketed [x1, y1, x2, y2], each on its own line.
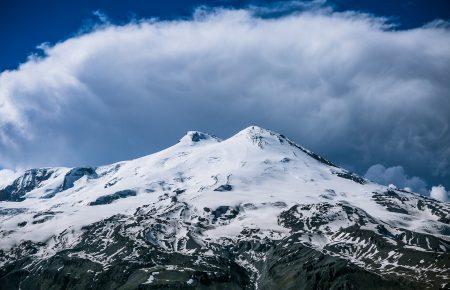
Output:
[0, 126, 449, 289]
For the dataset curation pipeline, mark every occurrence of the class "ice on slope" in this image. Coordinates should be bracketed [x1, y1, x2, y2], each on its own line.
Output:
[0, 126, 446, 249]
[0, 169, 22, 190]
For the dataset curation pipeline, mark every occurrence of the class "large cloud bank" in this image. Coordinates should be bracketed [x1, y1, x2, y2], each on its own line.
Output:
[1, 7, 449, 188]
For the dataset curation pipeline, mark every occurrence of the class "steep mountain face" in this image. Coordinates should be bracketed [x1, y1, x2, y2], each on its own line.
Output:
[0, 126, 449, 289]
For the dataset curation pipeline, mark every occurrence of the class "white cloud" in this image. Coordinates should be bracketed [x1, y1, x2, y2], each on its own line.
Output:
[364, 164, 428, 194]
[430, 185, 449, 202]
[0, 7, 449, 189]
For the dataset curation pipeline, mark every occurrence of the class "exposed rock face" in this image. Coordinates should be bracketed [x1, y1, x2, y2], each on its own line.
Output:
[0, 169, 54, 201]
[89, 189, 136, 206]
[61, 167, 97, 191]
[0, 126, 448, 289]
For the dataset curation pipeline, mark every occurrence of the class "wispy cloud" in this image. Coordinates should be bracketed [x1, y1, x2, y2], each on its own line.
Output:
[92, 10, 110, 24]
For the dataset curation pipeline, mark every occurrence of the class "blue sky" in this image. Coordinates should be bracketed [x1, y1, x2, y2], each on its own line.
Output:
[0, 1, 449, 197]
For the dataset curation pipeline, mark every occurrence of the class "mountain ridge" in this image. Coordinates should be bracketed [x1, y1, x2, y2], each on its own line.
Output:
[0, 126, 448, 289]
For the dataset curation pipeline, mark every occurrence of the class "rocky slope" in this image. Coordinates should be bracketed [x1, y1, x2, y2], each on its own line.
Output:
[0, 126, 449, 289]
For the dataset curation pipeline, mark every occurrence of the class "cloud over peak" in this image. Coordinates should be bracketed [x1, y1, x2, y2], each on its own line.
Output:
[0, 7, 449, 189]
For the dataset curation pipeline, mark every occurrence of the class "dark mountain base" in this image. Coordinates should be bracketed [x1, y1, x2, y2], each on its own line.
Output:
[0, 214, 432, 290]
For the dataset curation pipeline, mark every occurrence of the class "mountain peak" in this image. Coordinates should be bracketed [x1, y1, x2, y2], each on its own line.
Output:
[231, 125, 339, 168]
[232, 125, 290, 149]
[234, 125, 280, 142]
[179, 130, 220, 145]
[238, 125, 273, 136]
